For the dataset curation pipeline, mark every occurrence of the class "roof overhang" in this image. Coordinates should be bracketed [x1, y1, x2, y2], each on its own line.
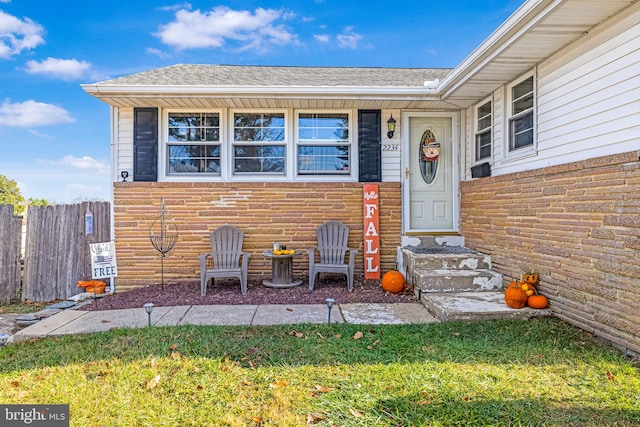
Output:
[80, 84, 454, 110]
[438, 0, 638, 108]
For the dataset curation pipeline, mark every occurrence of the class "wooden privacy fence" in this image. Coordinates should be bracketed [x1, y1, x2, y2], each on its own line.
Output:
[21, 202, 111, 302]
[0, 205, 22, 305]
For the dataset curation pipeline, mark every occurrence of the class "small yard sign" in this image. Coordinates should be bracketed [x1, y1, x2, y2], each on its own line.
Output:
[90, 241, 118, 279]
[363, 184, 380, 279]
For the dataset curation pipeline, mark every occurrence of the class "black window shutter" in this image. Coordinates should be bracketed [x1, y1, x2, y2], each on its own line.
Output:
[358, 110, 381, 182]
[133, 108, 158, 182]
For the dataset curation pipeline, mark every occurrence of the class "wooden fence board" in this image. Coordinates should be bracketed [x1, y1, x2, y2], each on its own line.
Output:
[22, 202, 110, 302]
[0, 205, 22, 305]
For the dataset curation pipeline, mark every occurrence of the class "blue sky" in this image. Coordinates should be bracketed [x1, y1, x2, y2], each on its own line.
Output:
[0, 0, 523, 203]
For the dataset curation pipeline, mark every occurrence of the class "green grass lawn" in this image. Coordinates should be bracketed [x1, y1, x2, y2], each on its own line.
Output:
[1, 317, 639, 426]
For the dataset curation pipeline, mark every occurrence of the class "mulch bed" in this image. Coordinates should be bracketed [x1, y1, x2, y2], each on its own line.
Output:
[82, 275, 417, 311]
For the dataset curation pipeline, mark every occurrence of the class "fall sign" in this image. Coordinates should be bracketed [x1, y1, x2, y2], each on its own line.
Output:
[363, 184, 380, 279]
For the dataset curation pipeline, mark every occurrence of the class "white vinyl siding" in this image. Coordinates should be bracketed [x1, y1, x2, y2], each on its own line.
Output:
[116, 107, 134, 181]
[381, 109, 401, 182]
[535, 5, 639, 164]
[467, 1, 639, 179]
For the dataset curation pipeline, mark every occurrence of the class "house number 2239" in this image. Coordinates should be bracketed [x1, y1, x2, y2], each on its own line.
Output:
[382, 144, 399, 151]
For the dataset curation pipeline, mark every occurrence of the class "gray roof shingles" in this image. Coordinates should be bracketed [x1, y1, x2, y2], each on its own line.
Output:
[93, 64, 452, 88]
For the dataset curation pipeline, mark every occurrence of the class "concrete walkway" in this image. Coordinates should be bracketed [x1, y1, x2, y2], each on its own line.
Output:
[8, 303, 438, 344]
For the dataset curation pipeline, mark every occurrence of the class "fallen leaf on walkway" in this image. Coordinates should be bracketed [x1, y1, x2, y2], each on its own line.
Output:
[146, 375, 161, 390]
[353, 331, 363, 340]
[286, 307, 293, 312]
[101, 319, 110, 323]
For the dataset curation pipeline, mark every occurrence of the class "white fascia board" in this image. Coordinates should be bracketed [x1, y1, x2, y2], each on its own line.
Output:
[437, 0, 561, 97]
[80, 84, 439, 97]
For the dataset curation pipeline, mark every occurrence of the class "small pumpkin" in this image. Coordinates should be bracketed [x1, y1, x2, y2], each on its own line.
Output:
[504, 280, 528, 309]
[382, 270, 405, 293]
[523, 272, 539, 285]
[527, 294, 549, 309]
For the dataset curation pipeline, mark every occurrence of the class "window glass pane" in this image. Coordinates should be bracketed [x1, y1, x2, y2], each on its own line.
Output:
[475, 131, 491, 160]
[512, 76, 533, 114]
[168, 113, 219, 142]
[510, 112, 534, 149]
[234, 145, 285, 173]
[298, 145, 350, 174]
[298, 113, 349, 141]
[234, 113, 285, 142]
[168, 144, 221, 174]
[477, 101, 492, 131]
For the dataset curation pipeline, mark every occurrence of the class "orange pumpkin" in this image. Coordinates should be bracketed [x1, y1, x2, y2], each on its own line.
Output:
[527, 294, 549, 309]
[381, 270, 405, 293]
[523, 272, 539, 285]
[505, 280, 528, 309]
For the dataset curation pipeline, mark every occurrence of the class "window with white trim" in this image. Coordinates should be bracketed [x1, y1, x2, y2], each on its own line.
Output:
[233, 112, 286, 174]
[474, 99, 492, 161]
[296, 112, 350, 175]
[508, 74, 535, 151]
[167, 112, 221, 175]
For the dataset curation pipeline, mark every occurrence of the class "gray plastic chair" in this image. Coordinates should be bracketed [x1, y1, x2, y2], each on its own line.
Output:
[307, 220, 358, 292]
[199, 225, 251, 296]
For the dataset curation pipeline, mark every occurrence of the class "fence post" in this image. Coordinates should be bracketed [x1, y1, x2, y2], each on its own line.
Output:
[0, 204, 22, 305]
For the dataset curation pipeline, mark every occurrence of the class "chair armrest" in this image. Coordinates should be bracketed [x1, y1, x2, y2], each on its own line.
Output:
[198, 253, 210, 268]
[240, 251, 251, 267]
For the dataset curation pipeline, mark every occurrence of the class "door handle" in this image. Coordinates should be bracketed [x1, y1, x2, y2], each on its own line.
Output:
[404, 167, 411, 179]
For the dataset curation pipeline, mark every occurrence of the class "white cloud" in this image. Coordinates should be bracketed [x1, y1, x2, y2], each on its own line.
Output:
[0, 10, 45, 59]
[159, 2, 192, 12]
[56, 155, 110, 175]
[337, 27, 362, 49]
[313, 34, 330, 43]
[155, 6, 297, 52]
[24, 57, 92, 81]
[0, 99, 74, 127]
[145, 47, 172, 59]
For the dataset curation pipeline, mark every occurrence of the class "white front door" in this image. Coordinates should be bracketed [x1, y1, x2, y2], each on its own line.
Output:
[403, 114, 458, 232]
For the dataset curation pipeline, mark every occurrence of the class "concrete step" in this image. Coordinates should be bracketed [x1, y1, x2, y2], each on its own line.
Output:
[412, 269, 503, 294]
[419, 291, 552, 322]
[400, 247, 492, 271]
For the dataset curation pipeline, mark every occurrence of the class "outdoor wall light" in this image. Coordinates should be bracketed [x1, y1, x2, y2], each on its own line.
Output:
[143, 302, 154, 327]
[120, 170, 129, 182]
[387, 115, 397, 139]
[0, 333, 9, 347]
[325, 298, 335, 324]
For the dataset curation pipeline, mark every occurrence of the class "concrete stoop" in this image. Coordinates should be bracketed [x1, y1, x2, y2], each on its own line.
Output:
[400, 244, 546, 321]
[412, 269, 503, 293]
[419, 291, 552, 322]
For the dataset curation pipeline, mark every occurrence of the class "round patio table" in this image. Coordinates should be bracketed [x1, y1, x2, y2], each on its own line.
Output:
[262, 250, 303, 288]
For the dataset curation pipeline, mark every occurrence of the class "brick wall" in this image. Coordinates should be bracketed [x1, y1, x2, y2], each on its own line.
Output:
[461, 151, 640, 356]
[113, 182, 401, 291]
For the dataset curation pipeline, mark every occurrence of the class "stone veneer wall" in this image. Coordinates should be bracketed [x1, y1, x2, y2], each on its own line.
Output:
[461, 151, 640, 357]
[113, 181, 401, 291]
